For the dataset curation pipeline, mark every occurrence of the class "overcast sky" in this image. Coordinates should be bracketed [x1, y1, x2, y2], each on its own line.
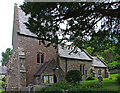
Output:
[0, 0, 24, 61]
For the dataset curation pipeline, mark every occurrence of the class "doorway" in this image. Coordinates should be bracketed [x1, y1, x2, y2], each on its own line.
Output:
[53, 74, 57, 83]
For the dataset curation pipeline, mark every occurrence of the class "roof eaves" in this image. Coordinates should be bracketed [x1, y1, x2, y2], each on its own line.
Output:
[82, 49, 93, 60]
[60, 56, 92, 62]
[17, 32, 38, 39]
[34, 61, 51, 77]
[97, 57, 108, 67]
[94, 66, 107, 68]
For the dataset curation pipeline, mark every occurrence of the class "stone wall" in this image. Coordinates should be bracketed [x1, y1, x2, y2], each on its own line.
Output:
[94, 67, 106, 78]
[7, 47, 27, 91]
[6, 49, 19, 89]
[35, 60, 64, 85]
[17, 35, 58, 86]
[59, 58, 92, 80]
[110, 69, 120, 74]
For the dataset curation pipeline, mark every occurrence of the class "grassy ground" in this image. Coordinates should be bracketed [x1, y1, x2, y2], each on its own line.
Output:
[82, 73, 120, 91]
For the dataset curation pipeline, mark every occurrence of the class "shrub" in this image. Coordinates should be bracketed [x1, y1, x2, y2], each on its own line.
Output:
[65, 70, 82, 84]
[1, 89, 5, 93]
[44, 86, 62, 93]
[86, 73, 95, 80]
[108, 61, 120, 70]
[117, 74, 120, 85]
[2, 77, 5, 82]
[2, 82, 5, 89]
[53, 82, 70, 90]
[84, 82, 103, 88]
[35, 86, 46, 92]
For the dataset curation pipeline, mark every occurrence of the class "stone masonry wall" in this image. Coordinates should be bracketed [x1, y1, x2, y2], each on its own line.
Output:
[6, 49, 19, 90]
[59, 58, 92, 80]
[94, 67, 106, 78]
[39, 60, 64, 84]
[17, 35, 58, 86]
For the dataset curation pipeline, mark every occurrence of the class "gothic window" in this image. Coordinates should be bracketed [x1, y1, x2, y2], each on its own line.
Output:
[38, 40, 41, 45]
[41, 54, 44, 63]
[83, 65, 85, 75]
[37, 53, 44, 64]
[80, 65, 82, 72]
[98, 69, 102, 75]
[37, 53, 40, 64]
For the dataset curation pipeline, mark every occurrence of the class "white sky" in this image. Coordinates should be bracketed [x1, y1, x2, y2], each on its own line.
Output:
[0, 0, 24, 61]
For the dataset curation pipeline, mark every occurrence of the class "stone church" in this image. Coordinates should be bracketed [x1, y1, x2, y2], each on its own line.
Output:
[6, 4, 110, 91]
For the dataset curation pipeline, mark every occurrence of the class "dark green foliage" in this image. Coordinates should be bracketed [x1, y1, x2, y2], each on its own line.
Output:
[84, 82, 103, 88]
[1, 48, 12, 63]
[86, 73, 95, 80]
[1, 89, 5, 93]
[2, 77, 5, 82]
[20, 2, 120, 55]
[108, 61, 120, 70]
[35, 86, 46, 92]
[53, 82, 70, 90]
[86, 45, 120, 70]
[117, 74, 120, 85]
[2, 82, 5, 89]
[65, 70, 82, 84]
[44, 86, 62, 93]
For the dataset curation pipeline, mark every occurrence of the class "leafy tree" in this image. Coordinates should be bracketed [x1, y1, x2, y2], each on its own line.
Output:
[20, 2, 120, 55]
[1, 48, 13, 64]
[108, 61, 120, 70]
[65, 70, 82, 84]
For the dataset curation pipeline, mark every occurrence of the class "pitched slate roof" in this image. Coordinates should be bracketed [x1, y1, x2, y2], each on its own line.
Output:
[58, 45, 92, 61]
[92, 57, 107, 68]
[15, 5, 93, 61]
[16, 4, 37, 37]
[34, 61, 50, 77]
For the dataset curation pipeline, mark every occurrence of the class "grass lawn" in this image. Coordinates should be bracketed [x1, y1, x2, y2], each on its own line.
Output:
[82, 73, 120, 91]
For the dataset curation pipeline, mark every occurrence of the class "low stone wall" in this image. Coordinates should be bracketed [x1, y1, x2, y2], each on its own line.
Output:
[110, 69, 120, 74]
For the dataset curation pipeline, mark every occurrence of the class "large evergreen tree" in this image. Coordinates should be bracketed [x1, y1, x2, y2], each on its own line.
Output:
[20, 2, 120, 54]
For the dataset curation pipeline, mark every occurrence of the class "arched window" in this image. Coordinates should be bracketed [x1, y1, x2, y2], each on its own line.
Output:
[83, 65, 85, 75]
[41, 54, 44, 63]
[37, 53, 40, 64]
[80, 65, 82, 72]
[98, 69, 102, 75]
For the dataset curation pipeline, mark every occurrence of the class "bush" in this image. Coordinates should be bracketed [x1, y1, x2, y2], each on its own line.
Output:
[65, 70, 82, 84]
[53, 82, 70, 90]
[2, 77, 5, 82]
[2, 82, 5, 89]
[108, 61, 120, 70]
[117, 74, 120, 85]
[1, 89, 5, 93]
[84, 82, 103, 88]
[86, 73, 95, 80]
[35, 86, 46, 92]
[44, 86, 62, 93]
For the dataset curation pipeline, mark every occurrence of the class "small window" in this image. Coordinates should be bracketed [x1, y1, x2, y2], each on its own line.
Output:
[41, 54, 44, 63]
[37, 54, 40, 64]
[43, 75, 54, 84]
[98, 69, 101, 75]
[39, 40, 41, 45]
[83, 65, 85, 75]
[80, 65, 82, 72]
